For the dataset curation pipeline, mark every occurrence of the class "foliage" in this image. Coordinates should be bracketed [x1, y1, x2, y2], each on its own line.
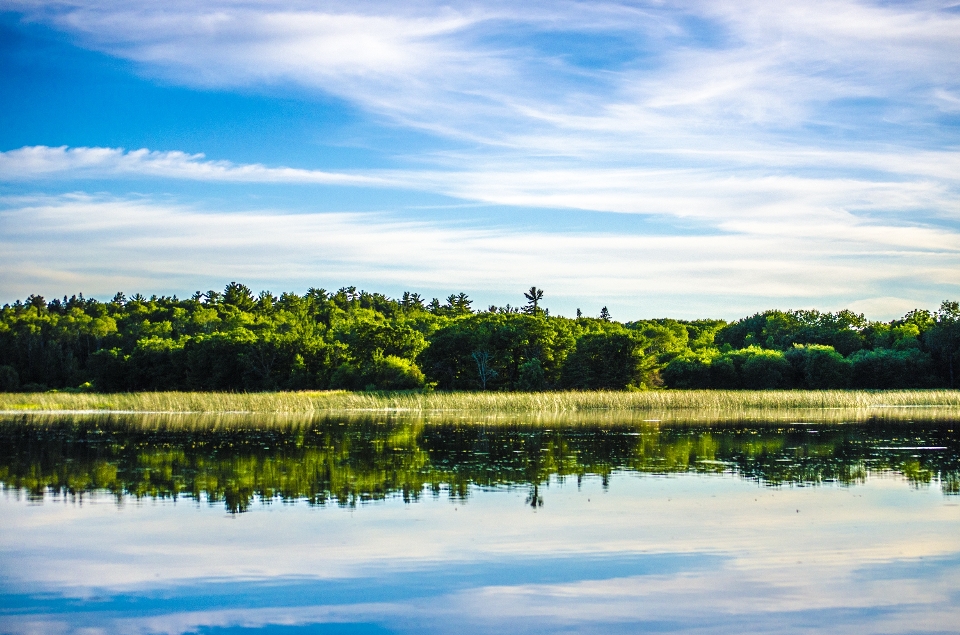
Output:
[662, 304, 957, 389]
[560, 330, 654, 389]
[1, 284, 958, 392]
[926, 301, 960, 388]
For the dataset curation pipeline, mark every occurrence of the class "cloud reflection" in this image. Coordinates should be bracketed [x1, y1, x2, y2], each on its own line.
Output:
[2, 473, 959, 634]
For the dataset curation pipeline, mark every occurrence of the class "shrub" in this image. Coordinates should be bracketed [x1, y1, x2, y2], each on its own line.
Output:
[740, 349, 793, 389]
[786, 345, 850, 388]
[370, 356, 426, 390]
[848, 348, 934, 388]
[661, 355, 713, 388]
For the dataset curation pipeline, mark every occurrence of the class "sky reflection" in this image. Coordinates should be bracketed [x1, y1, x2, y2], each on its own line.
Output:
[2, 471, 960, 634]
[1, 415, 959, 634]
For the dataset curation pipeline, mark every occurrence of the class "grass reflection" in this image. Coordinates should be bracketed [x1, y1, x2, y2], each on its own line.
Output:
[1, 412, 957, 512]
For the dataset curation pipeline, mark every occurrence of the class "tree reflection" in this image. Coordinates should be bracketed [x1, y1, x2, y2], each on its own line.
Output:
[526, 484, 544, 508]
[0, 415, 957, 512]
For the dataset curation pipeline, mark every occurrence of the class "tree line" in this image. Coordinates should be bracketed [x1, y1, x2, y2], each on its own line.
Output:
[0, 282, 958, 392]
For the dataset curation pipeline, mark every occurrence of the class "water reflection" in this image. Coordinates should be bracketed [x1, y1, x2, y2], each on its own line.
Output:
[1, 412, 959, 635]
[0, 413, 957, 511]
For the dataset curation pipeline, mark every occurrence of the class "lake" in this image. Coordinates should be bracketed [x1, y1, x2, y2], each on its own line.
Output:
[1, 412, 959, 634]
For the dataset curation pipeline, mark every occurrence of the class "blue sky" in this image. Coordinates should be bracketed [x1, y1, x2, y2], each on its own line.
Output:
[1, 0, 958, 319]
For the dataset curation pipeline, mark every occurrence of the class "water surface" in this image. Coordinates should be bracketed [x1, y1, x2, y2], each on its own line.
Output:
[1, 413, 959, 634]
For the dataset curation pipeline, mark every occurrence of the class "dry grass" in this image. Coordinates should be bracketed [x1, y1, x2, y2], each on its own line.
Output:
[1, 389, 959, 416]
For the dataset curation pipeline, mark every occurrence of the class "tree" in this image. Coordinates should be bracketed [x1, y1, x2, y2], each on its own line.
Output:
[523, 287, 544, 314]
[926, 301, 960, 387]
[4, 281, 955, 393]
[561, 331, 650, 389]
[429, 293, 472, 316]
[471, 350, 498, 390]
[223, 282, 256, 311]
[401, 292, 425, 311]
[447, 293, 473, 316]
[517, 358, 546, 390]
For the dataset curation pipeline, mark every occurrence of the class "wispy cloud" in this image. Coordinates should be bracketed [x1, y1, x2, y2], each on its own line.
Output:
[5, 0, 958, 152]
[1, 1, 958, 312]
[1, 194, 956, 318]
[3, 145, 957, 238]
[0, 146, 387, 185]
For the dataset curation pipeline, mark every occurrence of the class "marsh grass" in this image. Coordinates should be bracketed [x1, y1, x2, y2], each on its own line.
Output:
[1, 389, 959, 419]
[6, 406, 960, 430]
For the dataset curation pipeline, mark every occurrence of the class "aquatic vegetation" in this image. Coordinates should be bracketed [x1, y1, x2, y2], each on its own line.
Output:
[1, 388, 959, 415]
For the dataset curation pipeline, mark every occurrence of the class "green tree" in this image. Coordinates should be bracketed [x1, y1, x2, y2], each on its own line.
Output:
[518, 358, 546, 390]
[561, 330, 651, 389]
[926, 301, 960, 387]
[785, 345, 850, 388]
[223, 282, 256, 311]
[523, 287, 544, 314]
[740, 349, 793, 389]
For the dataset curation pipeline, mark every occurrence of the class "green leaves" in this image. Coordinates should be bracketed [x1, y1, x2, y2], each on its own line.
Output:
[2, 286, 959, 392]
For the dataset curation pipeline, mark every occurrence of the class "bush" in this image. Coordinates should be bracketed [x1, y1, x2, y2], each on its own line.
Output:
[329, 363, 361, 390]
[709, 356, 738, 389]
[786, 345, 850, 388]
[848, 348, 934, 388]
[662, 355, 712, 388]
[370, 355, 425, 390]
[740, 349, 793, 389]
[333, 356, 426, 390]
[87, 348, 128, 392]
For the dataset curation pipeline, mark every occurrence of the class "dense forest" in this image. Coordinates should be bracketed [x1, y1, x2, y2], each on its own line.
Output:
[0, 283, 958, 392]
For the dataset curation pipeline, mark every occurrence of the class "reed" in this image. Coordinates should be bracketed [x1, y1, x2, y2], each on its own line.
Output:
[1, 389, 959, 415]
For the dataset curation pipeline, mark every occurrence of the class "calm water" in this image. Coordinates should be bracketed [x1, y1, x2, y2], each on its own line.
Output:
[1, 413, 959, 635]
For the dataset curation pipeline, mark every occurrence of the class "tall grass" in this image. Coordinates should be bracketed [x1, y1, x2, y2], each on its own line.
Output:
[1, 389, 959, 415]
[7, 407, 960, 430]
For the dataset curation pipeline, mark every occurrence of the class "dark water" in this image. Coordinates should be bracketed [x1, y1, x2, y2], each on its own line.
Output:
[1, 414, 959, 634]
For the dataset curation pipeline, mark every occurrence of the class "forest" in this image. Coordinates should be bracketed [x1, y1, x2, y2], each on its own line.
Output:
[0, 283, 958, 392]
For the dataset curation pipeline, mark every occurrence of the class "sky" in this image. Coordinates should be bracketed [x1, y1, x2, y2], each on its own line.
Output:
[1, 0, 959, 320]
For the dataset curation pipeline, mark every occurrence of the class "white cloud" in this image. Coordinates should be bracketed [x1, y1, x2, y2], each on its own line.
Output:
[1, 2, 958, 315]
[1, 193, 957, 318]
[4, 0, 958, 151]
[0, 146, 387, 185]
[3, 146, 958, 226]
